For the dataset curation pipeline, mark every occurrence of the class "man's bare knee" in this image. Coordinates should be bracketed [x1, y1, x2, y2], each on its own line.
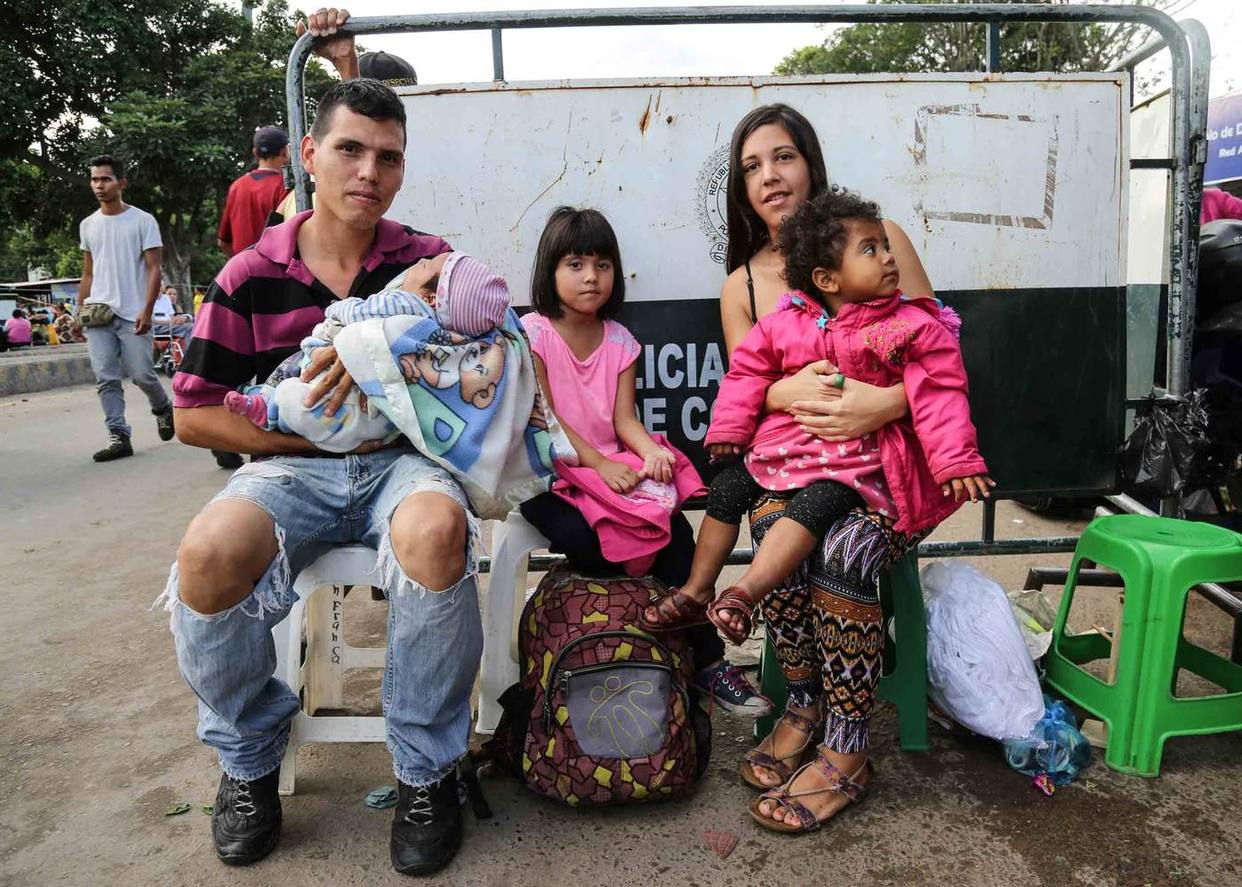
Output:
[177, 499, 278, 614]
[390, 493, 467, 589]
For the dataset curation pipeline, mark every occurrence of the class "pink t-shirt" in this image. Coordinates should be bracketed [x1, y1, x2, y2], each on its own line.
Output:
[521, 313, 641, 457]
[5, 316, 32, 345]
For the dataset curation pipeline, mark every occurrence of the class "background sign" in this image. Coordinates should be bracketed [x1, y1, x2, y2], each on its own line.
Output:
[389, 74, 1129, 492]
[1206, 90, 1242, 185]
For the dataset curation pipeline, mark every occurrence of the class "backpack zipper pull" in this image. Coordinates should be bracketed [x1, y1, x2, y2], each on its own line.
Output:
[543, 669, 573, 731]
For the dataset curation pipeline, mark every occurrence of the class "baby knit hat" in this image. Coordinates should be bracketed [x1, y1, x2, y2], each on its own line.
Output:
[435, 253, 510, 336]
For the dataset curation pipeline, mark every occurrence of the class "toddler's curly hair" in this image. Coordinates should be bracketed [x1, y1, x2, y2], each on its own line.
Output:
[779, 188, 883, 298]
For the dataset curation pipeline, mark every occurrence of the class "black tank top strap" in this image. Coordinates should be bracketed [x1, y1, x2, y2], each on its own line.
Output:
[745, 258, 757, 323]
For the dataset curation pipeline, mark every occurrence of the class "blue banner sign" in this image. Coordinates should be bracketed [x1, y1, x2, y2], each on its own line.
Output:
[1206, 91, 1242, 185]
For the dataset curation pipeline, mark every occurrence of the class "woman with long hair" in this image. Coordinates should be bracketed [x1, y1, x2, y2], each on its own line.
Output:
[719, 103, 939, 833]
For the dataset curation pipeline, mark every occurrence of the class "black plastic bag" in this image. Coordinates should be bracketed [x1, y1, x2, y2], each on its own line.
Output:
[1121, 390, 1211, 497]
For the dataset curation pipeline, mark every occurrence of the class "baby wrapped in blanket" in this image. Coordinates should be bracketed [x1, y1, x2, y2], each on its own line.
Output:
[227, 252, 569, 518]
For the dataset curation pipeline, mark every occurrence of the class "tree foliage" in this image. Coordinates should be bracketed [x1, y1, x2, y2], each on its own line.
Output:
[775, 0, 1170, 77]
[4, 0, 334, 289]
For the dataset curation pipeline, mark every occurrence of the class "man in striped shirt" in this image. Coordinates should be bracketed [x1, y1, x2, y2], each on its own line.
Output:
[163, 79, 481, 877]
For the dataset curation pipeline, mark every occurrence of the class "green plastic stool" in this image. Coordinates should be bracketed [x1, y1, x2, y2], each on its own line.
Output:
[754, 550, 929, 751]
[1044, 514, 1242, 777]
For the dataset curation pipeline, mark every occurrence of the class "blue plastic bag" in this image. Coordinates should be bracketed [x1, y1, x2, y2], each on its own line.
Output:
[1002, 694, 1092, 786]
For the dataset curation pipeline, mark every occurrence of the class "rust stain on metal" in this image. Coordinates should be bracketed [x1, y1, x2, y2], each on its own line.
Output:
[638, 95, 652, 135]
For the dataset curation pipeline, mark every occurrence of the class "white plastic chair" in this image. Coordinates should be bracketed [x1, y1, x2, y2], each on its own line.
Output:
[476, 511, 550, 735]
[273, 523, 545, 793]
[274, 545, 386, 796]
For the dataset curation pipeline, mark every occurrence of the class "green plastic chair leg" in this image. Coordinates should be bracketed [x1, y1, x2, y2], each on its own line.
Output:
[754, 550, 929, 751]
[878, 551, 930, 751]
[754, 632, 789, 740]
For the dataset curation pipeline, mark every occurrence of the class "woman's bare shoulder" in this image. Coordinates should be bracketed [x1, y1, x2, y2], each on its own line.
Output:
[882, 218, 935, 299]
[720, 265, 751, 304]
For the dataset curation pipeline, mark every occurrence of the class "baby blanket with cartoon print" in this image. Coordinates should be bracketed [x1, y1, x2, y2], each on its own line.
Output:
[334, 297, 572, 520]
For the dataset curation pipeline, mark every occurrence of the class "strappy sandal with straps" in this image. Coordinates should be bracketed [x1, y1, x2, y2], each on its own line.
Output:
[739, 707, 820, 790]
[707, 585, 760, 645]
[749, 749, 873, 834]
[639, 588, 710, 632]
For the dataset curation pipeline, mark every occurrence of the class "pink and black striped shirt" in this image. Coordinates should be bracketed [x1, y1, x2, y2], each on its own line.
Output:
[174, 211, 450, 408]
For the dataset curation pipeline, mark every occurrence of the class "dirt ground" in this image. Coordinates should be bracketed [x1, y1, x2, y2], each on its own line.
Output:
[3, 382, 1241, 886]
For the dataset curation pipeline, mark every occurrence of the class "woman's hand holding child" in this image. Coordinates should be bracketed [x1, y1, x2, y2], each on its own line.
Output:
[783, 359, 844, 403]
[708, 442, 742, 461]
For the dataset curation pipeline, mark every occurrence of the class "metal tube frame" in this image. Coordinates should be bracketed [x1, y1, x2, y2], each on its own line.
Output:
[1107, 17, 1210, 403]
[285, 4, 1206, 560]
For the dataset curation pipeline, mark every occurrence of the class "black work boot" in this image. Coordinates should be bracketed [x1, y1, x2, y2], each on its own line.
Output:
[154, 405, 175, 441]
[390, 770, 462, 876]
[93, 432, 133, 462]
[212, 770, 282, 866]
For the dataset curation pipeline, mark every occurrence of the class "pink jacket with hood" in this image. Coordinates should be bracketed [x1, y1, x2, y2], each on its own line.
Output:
[706, 291, 988, 535]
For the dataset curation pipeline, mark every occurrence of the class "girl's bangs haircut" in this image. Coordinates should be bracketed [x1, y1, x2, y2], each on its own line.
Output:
[530, 206, 626, 319]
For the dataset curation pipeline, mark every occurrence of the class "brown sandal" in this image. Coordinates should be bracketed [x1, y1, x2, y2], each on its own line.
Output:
[707, 586, 759, 645]
[739, 707, 820, 790]
[749, 750, 873, 834]
[639, 587, 709, 632]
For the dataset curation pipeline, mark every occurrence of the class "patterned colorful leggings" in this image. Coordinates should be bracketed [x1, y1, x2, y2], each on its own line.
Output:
[753, 499, 921, 755]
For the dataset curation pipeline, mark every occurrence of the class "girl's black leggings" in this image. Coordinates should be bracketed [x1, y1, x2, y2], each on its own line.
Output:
[705, 460, 863, 537]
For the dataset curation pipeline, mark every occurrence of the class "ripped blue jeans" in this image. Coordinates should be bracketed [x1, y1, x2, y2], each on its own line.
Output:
[158, 447, 483, 786]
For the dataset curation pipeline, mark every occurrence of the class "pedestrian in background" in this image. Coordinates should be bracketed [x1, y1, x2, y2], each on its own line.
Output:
[4, 309, 32, 348]
[217, 127, 290, 256]
[78, 154, 176, 462]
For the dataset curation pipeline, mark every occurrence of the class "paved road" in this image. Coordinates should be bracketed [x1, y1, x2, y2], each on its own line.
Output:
[3, 383, 1240, 886]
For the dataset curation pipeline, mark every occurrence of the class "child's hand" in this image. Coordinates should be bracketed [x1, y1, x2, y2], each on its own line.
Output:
[597, 459, 640, 494]
[941, 474, 996, 502]
[640, 448, 676, 484]
[708, 443, 742, 461]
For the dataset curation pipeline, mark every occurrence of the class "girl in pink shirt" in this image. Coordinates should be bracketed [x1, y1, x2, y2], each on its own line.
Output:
[643, 189, 992, 646]
[519, 206, 770, 717]
[519, 208, 704, 526]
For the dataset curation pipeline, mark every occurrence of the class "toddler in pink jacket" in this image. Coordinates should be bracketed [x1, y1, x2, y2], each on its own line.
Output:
[641, 188, 992, 644]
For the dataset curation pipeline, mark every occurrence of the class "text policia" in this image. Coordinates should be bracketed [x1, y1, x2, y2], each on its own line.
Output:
[633, 339, 726, 443]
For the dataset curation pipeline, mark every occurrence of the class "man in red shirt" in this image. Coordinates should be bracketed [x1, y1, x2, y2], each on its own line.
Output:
[216, 126, 290, 256]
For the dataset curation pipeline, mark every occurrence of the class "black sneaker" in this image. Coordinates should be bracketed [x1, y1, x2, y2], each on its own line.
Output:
[692, 661, 773, 718]
[390, 770, 462, 876]
[93, 433, 134, 462]
[213, 450, 244, 469]
[211, 771, 281, 866]
[154, 405, 175, 441]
